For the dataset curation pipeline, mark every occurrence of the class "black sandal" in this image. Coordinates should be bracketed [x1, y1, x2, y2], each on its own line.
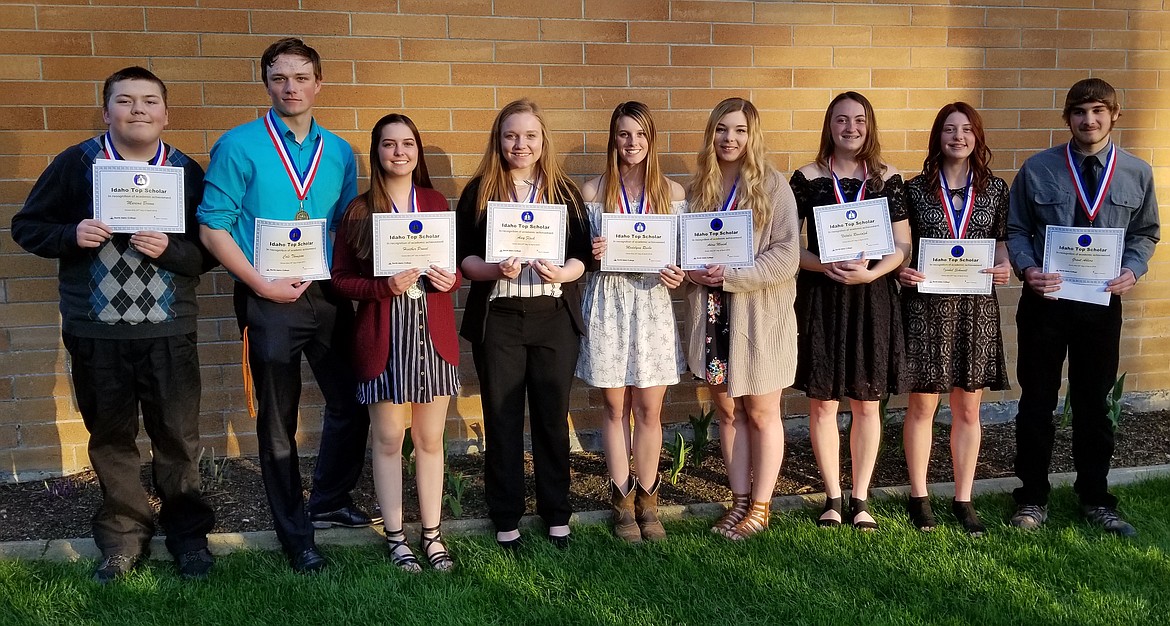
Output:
[952, 500, 986, 538]
[849, 497, 879, 531]
[385, 528, 421, 573]
[817, 496, 843, 528]
[908, 496, 937, 532]
[420, 525, 455, 571]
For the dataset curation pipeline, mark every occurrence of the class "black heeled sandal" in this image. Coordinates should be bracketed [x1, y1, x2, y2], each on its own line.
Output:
[384, 528, 421, 573]
[817, 496, 843, 528]
[952, 500, 986, 537]
[907, 496, 937, 532]
[420, 525, 455, 571]
[848, 497, 879, 532]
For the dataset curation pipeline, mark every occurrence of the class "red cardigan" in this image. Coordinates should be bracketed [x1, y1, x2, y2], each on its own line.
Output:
[331, 188, 461, 382]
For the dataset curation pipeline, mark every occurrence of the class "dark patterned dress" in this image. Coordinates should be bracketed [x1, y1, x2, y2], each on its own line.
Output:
[901, 174, 1010, 393]
[791, 171, 908, 401]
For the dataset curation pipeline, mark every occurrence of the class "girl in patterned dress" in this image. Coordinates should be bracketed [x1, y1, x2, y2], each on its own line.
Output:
[575, 102, 687, 542]
[332, 114, 460, 572]
[897, 103, 1011, 536]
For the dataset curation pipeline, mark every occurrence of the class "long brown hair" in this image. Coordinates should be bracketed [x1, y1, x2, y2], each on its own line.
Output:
[921, 102, 993, 195]
[689, 97, 775, 228]
[600, 102, 673, 215]
[345, 113, 433, 260]
[815, 91, 888, 192]
[470, 99, 576, 219]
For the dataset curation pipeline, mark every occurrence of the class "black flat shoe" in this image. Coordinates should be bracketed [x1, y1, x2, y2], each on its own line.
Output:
[817, 496, 843, 528]
[952, 500, 986, 538]
[291, 547, 327, 574]
[548, 533, 571, 550]
[908, 496, 937, 532]
[496, 536, 523, 554]
[848, 497, 879, 532]
[309, 505, 378, 529]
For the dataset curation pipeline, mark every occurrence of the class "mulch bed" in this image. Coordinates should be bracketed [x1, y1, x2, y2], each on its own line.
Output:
[2, 411, 1168, 542]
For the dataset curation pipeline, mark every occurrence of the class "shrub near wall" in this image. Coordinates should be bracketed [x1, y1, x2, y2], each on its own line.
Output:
[1, 1, 1166, 477]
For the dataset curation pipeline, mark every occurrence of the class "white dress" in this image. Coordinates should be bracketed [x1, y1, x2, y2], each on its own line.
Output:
[575, 200, 687, 388]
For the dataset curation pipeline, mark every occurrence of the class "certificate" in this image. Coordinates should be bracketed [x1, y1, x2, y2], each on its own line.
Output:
[600, 213, 678, 273]
[915, 238, 995, 295]
[813, 197, 894, 263]
[1043, 226, 1124, 306]
[679, 209, 755, 270]
[91, 160, 185, 233]
[485, 202, 566, 264]
[371, 212, 456, 276]
[252, 219, 329, 281]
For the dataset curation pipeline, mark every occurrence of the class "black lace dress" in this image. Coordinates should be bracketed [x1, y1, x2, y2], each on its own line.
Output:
[901, 174, 1010, 393]
[791, 171, 908, 401]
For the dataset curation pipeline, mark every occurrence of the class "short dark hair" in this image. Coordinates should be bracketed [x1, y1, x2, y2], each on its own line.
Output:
[260, 37, 322, 85]
[102, 66, 167, 109]
[1062, 78, 1120, 122]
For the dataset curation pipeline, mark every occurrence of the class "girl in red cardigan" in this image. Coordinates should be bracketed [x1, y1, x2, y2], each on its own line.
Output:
[332, 114, 460, 572]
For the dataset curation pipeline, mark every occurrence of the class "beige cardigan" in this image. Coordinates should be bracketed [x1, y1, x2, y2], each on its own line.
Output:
[684, 170, 801, 398]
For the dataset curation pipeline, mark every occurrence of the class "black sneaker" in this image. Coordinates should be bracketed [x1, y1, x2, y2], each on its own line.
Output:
[175, 548, 214, 580]
[1082, 506, 1137, 538]
[309, 505, 378, 529]
[93, 553, 142, 584]
[1009, 504, 1048, 530]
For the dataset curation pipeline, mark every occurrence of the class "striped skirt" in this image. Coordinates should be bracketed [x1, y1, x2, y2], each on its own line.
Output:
[356, 293, 459, 405]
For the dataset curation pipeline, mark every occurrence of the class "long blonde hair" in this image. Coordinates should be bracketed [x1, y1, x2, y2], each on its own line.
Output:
[601, 102, 672, 215]
[690, 97, 774, 227]
[815, 91, 888, 192]
[470, 99, 576, 219]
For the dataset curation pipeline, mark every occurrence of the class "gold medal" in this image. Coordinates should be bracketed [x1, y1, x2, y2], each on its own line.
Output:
[295, 209, 310, 221]
[406, 282, 423, 299]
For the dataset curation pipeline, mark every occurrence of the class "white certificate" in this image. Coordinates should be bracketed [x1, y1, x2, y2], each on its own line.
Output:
[1043, 226, 1124, 306]
[600, 213, 678, 273]
[813, 197, 894, 263]
[252, 219, 329, 281]
[485, 202, 567, 264]
[371, 212, 456, 276]
[679, 209, 755, 270]
[916, 238, 996, 295]
[92, 160, 185, 233]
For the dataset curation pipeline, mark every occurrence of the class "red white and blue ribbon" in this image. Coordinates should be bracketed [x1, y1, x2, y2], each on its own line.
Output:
[103, 131, 165, 165]
[1065, 142, 1116, 224]
[828, 156, 866, 204]
[390, 184, 418, 213]
[264, 110, 324, 204]
[510, 177, 540, 203]
[939, 169, 975, 239]
[720, 176, 739, 212]
[619, 178, 645, 214]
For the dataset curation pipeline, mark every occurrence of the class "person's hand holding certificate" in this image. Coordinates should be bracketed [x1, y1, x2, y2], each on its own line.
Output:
[485, 201, 567, 264]
[813, 197, 894, 263]
[1042, 225, 1124, 306]
[252, 218, 329, 281]
[92, 160, 185, 233]
[371, 212, 456, 276]
[679, 209, 755, 270]
[599, 213, 677, 272]
[915, 238, 996, 295]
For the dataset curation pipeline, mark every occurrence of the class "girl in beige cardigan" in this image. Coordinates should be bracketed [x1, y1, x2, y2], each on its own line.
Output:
[684, 98, 801, 540]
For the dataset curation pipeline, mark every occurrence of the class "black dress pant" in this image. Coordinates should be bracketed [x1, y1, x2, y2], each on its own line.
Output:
[472, 296, 579, 532]
[1013, 288, 1123, 508]
[234, 281, 369, 555]
[64, 332, 215, 558]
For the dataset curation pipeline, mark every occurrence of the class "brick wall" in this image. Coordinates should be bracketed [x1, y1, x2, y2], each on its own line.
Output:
[1, 1, 1167, 477]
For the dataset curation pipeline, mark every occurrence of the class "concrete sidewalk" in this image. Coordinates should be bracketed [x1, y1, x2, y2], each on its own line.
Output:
[3, 464, 1168, 562]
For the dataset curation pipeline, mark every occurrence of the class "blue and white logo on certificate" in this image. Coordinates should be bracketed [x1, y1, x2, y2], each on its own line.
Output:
[1078, 234, 1092, 247]
[710, 218, 723, 231]
[634, 222, 646, 233]
[846, 209, 858, 220]
[521, 210, 535, 223]
[409, 220, 423, 234]
[132, 173, 149, 187]
[951, 245, 964, 257]
[289, 228, 301, 242]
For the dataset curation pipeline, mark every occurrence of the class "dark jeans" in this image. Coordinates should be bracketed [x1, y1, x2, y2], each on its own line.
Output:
[234, 281, 369, 555]
[1013, 288, 1123, 508]
[472, 296, 579, 532]
[64, 332, 215, 558]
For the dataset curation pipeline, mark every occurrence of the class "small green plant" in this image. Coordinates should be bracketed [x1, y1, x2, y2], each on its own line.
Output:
[42, 478, 75, 499]
[443, 471, 466, 518]
[1059, 372, 1126, 431]
[197, 447, 231, 491]
[665, 431, 690, 485]
[402, 426, 416, 476]
[1059, 393, 1074, 429]
[688, 405, 715, 468]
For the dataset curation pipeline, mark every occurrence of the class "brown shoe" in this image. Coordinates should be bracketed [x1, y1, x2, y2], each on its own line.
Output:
[635, 476, 667, 542]
[712, 492, 751, 535]
[723, 500, 770, 541]
[611, 477, 642, 543]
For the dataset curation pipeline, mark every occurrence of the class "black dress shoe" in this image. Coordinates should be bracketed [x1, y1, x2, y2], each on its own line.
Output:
[93, 553, 143, 584]
[175, 548, 215, 580]
[309, 505, 378, 529]
[291, 547, 327, 574]
[548, 533, 571, 551]
[496, 536, 523, 554]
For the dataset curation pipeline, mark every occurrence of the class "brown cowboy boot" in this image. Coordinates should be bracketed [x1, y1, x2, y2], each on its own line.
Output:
[635, 476, 667, 541]
[611, 476, 641, 543]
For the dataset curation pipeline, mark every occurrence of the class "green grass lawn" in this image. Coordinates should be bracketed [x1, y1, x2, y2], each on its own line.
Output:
[3, 478, 1169, 626]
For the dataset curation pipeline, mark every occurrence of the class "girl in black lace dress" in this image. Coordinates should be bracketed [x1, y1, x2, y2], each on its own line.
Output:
[896, 103, 1011, 536]
[791, 92, 912, 531]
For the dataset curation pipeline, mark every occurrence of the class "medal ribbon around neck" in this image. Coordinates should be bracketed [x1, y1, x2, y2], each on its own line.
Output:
[103, 131, 166, 165]
[828, 156, 867, 204]
[720, 176, 739, 212]
[1065, 142, 1116, 224]
[264, 110, 325, 211]
[510, 176, 540, 203]
[939, 169, 976, 239]
[390, 184, 419, 214]
[619, 177, 646, 214]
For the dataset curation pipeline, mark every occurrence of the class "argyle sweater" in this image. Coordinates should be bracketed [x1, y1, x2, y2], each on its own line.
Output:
[11, 136, 209, 339]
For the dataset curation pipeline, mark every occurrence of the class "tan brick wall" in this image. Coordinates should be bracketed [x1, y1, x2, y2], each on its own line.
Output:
[1, 1, 1167, 476]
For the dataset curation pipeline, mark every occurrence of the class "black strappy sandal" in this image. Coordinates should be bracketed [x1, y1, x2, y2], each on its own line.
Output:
[385, 528, 421, 573]
[817, 496, 843, 528]
[849, 497, 879, 532]
[420, 525, 455, 572]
